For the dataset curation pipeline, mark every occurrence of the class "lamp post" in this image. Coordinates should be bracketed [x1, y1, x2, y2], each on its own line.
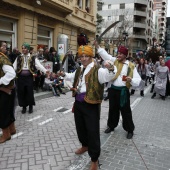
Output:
[122, 30, 128, 47]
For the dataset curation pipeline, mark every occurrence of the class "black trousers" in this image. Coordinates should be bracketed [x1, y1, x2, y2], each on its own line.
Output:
[74, 101, 100, 162]
[0, 89, 16, 129]
[17, 75, 35, 107]
[107, 88, 135, 133]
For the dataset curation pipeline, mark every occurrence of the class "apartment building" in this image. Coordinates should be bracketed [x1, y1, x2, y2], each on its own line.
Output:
[0, 0, 96, 54]
[165, 17, 170, 56]
[153, 0, 167, 45]
[97, 0, 154, 56]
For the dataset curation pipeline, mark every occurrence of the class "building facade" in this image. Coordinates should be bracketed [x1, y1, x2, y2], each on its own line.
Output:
[97, 0, 154, 56]
[165, 17, 170, 56]
[0, 0, 97, 54]
[153, 0, 167, 46]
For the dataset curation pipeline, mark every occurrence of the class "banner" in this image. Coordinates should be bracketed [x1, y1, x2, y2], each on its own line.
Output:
[40, 61, 53, 72]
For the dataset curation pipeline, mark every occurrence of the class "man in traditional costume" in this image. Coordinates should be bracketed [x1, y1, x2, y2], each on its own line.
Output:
[0, 42, 16, 143]
[94, 42, 141, 139]
[58, 45, 117, 170]
[13, 43, 49, 113]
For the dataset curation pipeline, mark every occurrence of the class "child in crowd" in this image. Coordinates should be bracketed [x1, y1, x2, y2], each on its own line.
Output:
[50, 73, 66, 96]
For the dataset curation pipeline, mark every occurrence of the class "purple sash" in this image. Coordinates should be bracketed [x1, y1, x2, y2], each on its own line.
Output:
[75, 92, 86, 102]
[20, 70, 32, 76]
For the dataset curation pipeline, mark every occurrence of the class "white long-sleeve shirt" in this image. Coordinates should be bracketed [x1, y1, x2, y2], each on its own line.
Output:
[97, 47, 141, 88]
[0, 65, 16, 85]
[64, 62, 117, 93]
[13, 53, 47, 73]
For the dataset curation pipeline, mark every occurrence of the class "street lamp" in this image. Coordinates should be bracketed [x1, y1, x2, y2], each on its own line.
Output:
[122, 30, 128, 46]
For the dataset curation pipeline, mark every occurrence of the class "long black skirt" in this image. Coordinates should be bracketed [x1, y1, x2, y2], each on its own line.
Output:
[0, 89, 16, 129]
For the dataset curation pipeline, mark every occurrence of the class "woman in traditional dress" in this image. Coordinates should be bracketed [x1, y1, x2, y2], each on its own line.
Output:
[151, 59, 170, 100]
[130, 58, 147, 96]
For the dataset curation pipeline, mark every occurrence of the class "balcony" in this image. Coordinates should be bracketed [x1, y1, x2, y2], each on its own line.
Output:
[41, 0, 73, 14]
[134, 0, 147, 6]
[161, 11, 166, 16]
[3, 0, 73, 19]
[160, 21, 165, 26]
[162, 0, 166, 5]
[159, 37, 165, 41]
[74, 7, 95, 24]
[160, 17, 165, 21]
[133, 22, 146, 29]
[134, 10, 146, 17]
[162, 6, 166, 10]
[160, 25, 166, 30]
[159, 31, 165, 36]
[131, 33, 146, 40]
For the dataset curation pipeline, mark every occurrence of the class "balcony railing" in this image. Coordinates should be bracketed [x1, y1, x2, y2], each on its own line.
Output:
[134, 0, 147, 6]
[131, 33, 146, 40]
[134, 10, 146, 17]
[44, 0, 73, 14]
[133, 22, 146, 28]
[75, 7, 95, 24]
[58, 0, 69, 5]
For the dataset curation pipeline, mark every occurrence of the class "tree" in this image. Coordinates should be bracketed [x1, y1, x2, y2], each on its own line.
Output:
[101, 9, 133, 45]
[96, 1, 104, 35]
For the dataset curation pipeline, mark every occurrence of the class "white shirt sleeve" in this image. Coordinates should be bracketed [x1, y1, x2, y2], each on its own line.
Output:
[13, 58, 17, 71]
[97, 47, 116, 62]
[130, 67, 142, 87]
[98, 66, 117, 84]
[0, 65, 16, 85]
[35, 58, 47, 73]
[64, 71, 76, 82]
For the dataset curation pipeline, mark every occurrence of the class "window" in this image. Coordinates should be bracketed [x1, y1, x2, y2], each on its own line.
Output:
[37, 26, 53, 50]
[85, 0, 90, 12]
[108, 16, 111, 20]
[0, 17, 17, 50]
[120, 3, 125, 9]
[108, 4, 111, 9]
[119, 15, 124, 21]
[77, 0, 82, 8]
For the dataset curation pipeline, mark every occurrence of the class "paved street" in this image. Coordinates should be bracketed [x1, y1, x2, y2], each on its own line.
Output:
[0, 85, 170, 170]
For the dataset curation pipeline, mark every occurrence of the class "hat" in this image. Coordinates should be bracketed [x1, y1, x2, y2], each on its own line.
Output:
[78, 45, 93, 57]
[118, 46, 128, 56]
[22, 42, 30, 50]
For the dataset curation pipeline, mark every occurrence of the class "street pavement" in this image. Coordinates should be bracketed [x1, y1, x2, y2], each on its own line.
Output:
[0, 85, 170, 170]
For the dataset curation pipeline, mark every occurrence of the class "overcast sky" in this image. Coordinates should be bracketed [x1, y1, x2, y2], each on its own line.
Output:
[167, 0, 170, 17]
